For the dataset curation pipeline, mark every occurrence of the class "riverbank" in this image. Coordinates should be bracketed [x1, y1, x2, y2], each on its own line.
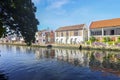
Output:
[0, 42, 120, 51]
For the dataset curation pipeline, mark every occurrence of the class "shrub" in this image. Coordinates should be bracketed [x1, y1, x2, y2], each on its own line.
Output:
[86, 41, 91, 45]
[90, 36, 96, 43]
[103, 37, 110, 42]
[108, 41, 113, 45]
[117, 37, 120, 42]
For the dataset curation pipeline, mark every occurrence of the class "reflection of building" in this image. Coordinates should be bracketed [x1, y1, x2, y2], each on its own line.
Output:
[55, 49, 89, 67]
[35, 48, 55, 60]
[90, 18, 120, 41]
[34, 48, 120, 77]
[35, 30, 55, 44]
[35, 48, 46, 59]
[34, 48, 90, 67]
[55, 24, 88, 44]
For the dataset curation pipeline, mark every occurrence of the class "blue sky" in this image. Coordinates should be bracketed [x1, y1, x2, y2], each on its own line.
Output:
[32, 0, 120, 30]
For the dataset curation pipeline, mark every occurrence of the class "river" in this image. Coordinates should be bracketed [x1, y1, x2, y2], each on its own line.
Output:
[0, 45, 120, 80]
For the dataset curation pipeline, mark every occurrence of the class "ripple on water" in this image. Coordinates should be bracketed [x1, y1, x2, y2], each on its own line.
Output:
[0, 45, 120, 80]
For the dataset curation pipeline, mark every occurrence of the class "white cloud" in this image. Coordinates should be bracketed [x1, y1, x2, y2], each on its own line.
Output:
[46, 0, 70, 10]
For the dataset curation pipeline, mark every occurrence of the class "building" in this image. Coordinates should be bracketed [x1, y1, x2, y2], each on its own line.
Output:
[89, 18, 120, 41]
[35, 30, 46, 44]
[35, 30, 55, 44]
[55, 24, 88, 44]
[0, 34, 24, 43]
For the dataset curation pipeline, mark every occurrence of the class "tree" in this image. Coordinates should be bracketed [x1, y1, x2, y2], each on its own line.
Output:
[0, 22, 6, 38]
[0, 0, 39, 45]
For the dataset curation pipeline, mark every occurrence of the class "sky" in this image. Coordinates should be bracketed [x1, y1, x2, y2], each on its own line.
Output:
[32, 0, 120, 30]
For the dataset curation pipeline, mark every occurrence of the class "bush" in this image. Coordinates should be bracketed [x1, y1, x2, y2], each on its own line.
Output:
[103, 37, 110, 42]
[90, 36, 96, 43]
[115, 42, 119, 45]
[86, 41, 91, 45]
[117, 37, 120, 42]
[108, 41, 113, 45]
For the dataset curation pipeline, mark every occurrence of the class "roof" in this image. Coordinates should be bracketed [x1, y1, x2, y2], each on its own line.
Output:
[90, 18, 120, 29]
[56, 24, 85, 32]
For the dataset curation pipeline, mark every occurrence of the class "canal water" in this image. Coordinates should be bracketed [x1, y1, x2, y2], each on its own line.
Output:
[0, 45, 120, 80]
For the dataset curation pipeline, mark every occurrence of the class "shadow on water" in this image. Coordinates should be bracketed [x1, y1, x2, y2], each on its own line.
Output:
[0, 48, 8, 80]
[0, 72, 8, 80]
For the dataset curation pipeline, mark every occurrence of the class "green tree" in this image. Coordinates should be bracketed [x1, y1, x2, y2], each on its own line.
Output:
[0, 28, 5, 38]
[0, 0, 39, 45]
[0, 23, 6, 38]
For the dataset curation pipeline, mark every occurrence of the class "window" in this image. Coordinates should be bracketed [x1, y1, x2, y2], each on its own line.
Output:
[91, 31, 94, 35]
[56, 32, 58, 37]
[110, 30, 114, 35]
[74, 31, 78, 36]
[91, 31, 102, 35]
[97, 31, 102, 35]
[61, 32, 63, 37]
[66, 31, 68, 36]
[116, 28, 120, 35]
[104, 31, 106, 35]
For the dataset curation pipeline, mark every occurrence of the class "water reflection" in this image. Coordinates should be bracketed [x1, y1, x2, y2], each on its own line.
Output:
[89, 51, 120, 76]
[0, 45, 120, 80]
[34, 48, 90, 67]
[34, 48, 120, 76]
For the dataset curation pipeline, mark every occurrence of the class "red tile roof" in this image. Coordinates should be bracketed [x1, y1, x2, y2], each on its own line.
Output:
[56, 24, 85, 32]
[90, 18, 120, 29]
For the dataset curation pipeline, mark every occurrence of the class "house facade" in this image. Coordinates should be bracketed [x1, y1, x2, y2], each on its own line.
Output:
[0, 34, 24, 43]
[89, 18, 120, 41]
[35, 30, 46, 44]
[35, 30, 55, 44]
[55, 24, 88, 44]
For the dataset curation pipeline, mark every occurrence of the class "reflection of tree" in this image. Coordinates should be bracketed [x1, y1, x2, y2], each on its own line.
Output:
[89, 51, 120, 76]
[102, 53, 112, 69]
[89, 52, 101, 67]
[102, 53, 120, 71]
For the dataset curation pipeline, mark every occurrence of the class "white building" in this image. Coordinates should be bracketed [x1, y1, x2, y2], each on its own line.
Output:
[35, 30, 55, 44]
[55, 24, 88, 44]
[35, 30, 47, 44]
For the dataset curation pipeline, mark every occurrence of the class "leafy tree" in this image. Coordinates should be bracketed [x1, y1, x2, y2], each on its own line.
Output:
[0, 0, 39, 45]
[0, 22, 6, 38]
